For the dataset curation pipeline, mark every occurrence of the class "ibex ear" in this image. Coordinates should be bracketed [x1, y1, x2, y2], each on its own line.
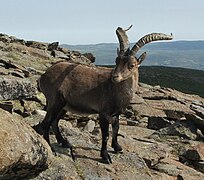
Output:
[137, 52, 147, 66]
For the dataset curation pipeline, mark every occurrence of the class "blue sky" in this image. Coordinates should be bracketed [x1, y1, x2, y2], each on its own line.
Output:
[0, 0, 203, 44]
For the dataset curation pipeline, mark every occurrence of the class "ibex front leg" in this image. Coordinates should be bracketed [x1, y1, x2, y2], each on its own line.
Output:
[111, 115, 122, 152]
[99, 114, 112, 164]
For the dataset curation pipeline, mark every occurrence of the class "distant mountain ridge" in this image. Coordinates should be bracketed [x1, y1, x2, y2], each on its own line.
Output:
[61, 41, 204, 70]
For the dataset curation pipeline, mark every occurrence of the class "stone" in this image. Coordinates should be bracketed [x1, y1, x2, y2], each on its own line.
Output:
[57, 47, 70, 54]
[126, 119, 138, 126]
[22, 99, 42, 115]
[0, 108, 53, 179]
[34, 109, 47, 118]
[190, 103, 204, 119]
[164, 109, 186, 120]
[48, 42, 59, 51]
[69, 51, 94, 65]
[82, 52, 95, 63]
[0, 58, 30, 77]
[150, 120, 198, 141]
[25, 41, 48, 50]
[0, 76, 37, 100]
[0, 101, 13, 113]
[185, 113, 204, 135]
[181, 144, 204, 173]
[83, 120, 96, 132]
[152, 157, 204, 179]
[131, 103, 166, 117]
[32, 155, 81, 180]
[195, 161, 204, 173]
[51, 50, 69, 59]
[130, 93, 146, 104]
[183, 144, 204, 161]
[147, 116, 172, 130]
[0, 33, 11, 43]
[137, 116, 149, 128]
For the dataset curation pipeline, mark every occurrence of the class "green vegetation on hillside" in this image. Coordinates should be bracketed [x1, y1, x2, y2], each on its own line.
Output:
[139, 66, 204, 98]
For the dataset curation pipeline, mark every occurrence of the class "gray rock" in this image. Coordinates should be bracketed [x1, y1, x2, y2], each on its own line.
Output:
[0, 33, 13, 43]
[164, 109, 186, 120]
[26, 41, 48, 50]
[84, 120, 96, 132]
[183, 144, 204, 161]
[150, 120, 198, 141]
[0, 76, 37, 100]
[34, 109, 46, 118]
[126, 119, 138, 126]
[51, 50, 69, 60]
[195, 161, 204, 173]
[48, 42, 59, 51]
[180, 143, 204, 174]
[190, 104, 204, 119]
[147, 116, 172, 130]
[0, 108, 53, 179]
[0, 101, 13, 113]
[185, 113, 204, 135]
[153, 157, 204, 179]
[82, 52, 95, 63]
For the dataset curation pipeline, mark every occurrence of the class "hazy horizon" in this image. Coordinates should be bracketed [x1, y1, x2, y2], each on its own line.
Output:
[0, 0, 204, 45]
[60, 39, 204, 46]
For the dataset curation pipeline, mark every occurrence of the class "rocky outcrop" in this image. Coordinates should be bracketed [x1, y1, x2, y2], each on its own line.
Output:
[0, 76, 37, 101]
[0, 108, 53, 179]
[0, 33, 204, 179]
[0, 33, 95, 71]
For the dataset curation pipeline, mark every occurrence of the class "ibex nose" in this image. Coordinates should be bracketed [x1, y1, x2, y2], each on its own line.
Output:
[112, 74, 120, 83]
[113, 74, 119, 79]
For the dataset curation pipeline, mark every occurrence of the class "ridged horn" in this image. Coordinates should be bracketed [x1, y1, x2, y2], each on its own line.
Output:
[130, 33, 173, 56]
[116, 25, 133, 55]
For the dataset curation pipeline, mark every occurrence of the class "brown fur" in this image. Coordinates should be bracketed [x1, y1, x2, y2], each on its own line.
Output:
[38, 57, 139, 163]
[39, 61, 135, 115]
[38, 27, 173, 164]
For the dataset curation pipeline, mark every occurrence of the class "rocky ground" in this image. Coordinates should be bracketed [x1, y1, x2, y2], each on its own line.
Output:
[0, 33, 204, 180]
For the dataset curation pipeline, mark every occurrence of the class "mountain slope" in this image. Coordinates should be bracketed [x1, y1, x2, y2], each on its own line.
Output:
[61, 41, 204, 70]
[139, 66, 204, 98]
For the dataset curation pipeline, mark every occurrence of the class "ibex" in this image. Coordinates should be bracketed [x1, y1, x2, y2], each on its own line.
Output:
[38, 26, 173, 164]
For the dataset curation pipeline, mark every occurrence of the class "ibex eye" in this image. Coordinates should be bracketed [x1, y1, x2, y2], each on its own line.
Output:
[129, 64, 135, 69]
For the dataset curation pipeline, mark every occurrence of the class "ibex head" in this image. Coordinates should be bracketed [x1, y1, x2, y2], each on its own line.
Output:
[112, 25, 173, 83]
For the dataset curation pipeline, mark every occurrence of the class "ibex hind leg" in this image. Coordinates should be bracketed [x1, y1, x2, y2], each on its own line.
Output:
[51, 109, 66, 145]
[41, 96, 65, 150]
[52, 110, 72, 146]
[50, 103, 75, 160]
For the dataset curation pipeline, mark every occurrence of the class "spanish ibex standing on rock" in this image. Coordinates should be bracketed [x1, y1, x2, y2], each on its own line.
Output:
[38, 26, 173, 164]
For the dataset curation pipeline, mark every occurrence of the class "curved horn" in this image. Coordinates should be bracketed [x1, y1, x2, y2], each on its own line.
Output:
[116, 25, 133, 55]
[130, 33, 173, 56]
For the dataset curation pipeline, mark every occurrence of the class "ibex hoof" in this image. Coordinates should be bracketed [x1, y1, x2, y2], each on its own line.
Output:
[61, 140, 72, 148]
[114, 146, 123, 153]
[101, 151, 112, 164]
[112, 143, 123, 153]
[60, 141, 76, 161]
